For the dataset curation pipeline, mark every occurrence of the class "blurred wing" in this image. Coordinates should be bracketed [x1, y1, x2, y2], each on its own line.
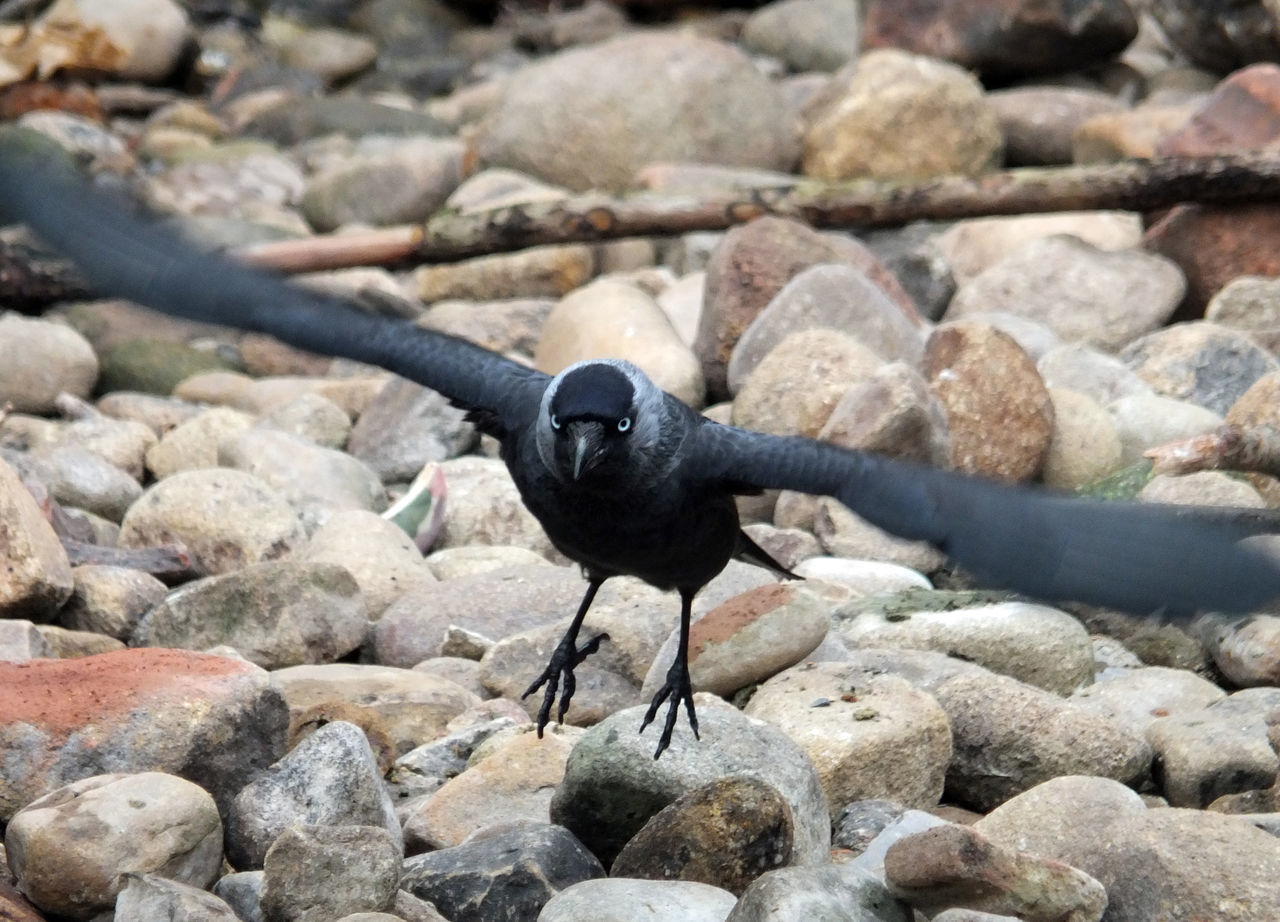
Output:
[694, 420, 1280, 617]
[0, 127, 548, 429]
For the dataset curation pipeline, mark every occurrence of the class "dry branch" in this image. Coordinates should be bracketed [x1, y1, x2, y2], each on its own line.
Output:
[416, 153, 1280, 262]
[1147, 424, 1280, 479]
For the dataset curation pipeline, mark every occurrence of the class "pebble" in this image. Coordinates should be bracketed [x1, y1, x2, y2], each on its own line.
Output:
[58, 564, 168, 640]
[946, 235, 1185, 352]
[432, 456, 560, 559]
[534, 278, 706, 407]
[476, 34, 799, 191]
[6, 771, 221, 920]
[401, 729, 575, 851]
[883, 822, 1106, 922]
[271, 662, 479, 760]
[7, 12, 1280, 919]
[727, 264, 925, 395]
[301, 137, 467, 231]
[936, 212, 1143, 286]
[219, 427, 384, 527]
[257, 392, 351, 449]
[989, 85, 1126, 166]
[699, 220, 912, 398]
[818, 362, 951, 466]
[372, 564, 585, 667]
[1037, 342, 1154, 406]
[731, 328, 884, 437]
[0, 457, 74, 620]
[400, 823, 604, 921]
[861, 0, 1137, 77]
[277, 25, 379, 85]
[1146, 687, 1280, 808]
[924, 320, 1054, 481]
[740, 0, 861, 72]
[0, 649, 287, 820]
[640, 583, 831, 700]
[809, 495, 947, 574]
[1139, 470, 1266, 509]
[116, 873, 238, 922]
[802, 49, 1001, 181]
[347, 376, 476, 484]
[791, 557, 931, 597]
[133, 560, 368, 669]
[299, 509, 435, 617]
[117, 468, 306, 575]
[745, 664, 951, 811]
[1202, 614, 1280, 687]
[225, 720, 402, 870]
[1106, 392, 1223, 464]
[540, 878, 737, 922]
[552, 696, 830, 866]
[423, 544, 551, 581]
[835, 599, 1095, 695]
[143, 406, 256, 478]
[935, 671, 1151, 811]
[260, 825, 401, 922]
[33, 623, 121, 658]
[24, 443, 141, 522]
[1121, 321, 1280, 415]
[1073, 664, 1226, 740]
[727, 862, 910, 922]
[1206, 275, 1280, 353]
[0, 621, 52, 661]
[0, 314, 98, 414]
[979, 775, 1280, 921]
[1041, 387, 1124, 490]
[415, 244, 595, 302]
[479, 614, 644, 726]
[1146, 202, 1280, 315]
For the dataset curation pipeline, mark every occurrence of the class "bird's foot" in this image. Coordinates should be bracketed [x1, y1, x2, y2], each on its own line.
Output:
[522, 631, 609, 735]
[639, 657, 699, 759]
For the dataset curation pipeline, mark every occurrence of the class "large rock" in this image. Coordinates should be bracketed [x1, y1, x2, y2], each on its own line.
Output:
[535, 279, 705, 407]
[400, 823, 604, 921]
[5, 772, 221, 921]
[946, 235, 1185, 351]
[476, 34, 799, 191]
[132, 561, 368, 669]
[0, 313, 98, 413]
[923, 321, 1054, 481]
[550, 697, 830, 867]
[0, 648, 287, 821]
[117, 468, 306, 575]
[802, 49, 1001, 181]
[863, 0, 1137, 77]
[0, 456, 74, 620]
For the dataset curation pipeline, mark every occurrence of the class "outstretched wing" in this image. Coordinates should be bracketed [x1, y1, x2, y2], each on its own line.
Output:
[0, 127, 548, 430]
[694, 420, 1280, 617]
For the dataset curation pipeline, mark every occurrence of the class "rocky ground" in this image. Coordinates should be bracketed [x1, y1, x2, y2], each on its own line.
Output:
[6, 0, 1280, 920]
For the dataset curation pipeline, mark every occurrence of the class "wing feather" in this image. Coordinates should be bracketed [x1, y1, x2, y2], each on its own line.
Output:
[694, 421, 1280, 616]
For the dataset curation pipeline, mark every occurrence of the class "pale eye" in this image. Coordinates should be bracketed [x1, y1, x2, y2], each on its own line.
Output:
[617, 417, 632, 433]
[551, 414, 561, 430]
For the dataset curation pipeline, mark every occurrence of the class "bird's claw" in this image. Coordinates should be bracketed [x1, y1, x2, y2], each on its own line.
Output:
[522, 631, 609, 735]
[639, 659, 699, 759]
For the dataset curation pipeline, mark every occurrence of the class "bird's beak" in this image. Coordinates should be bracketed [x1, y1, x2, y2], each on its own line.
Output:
[568, 421, 606, 480]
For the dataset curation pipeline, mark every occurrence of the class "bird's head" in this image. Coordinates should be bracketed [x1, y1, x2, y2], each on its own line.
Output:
[536, 359, 664, 486]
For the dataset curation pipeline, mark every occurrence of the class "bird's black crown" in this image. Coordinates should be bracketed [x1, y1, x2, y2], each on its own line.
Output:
[551, 363, 635, 421]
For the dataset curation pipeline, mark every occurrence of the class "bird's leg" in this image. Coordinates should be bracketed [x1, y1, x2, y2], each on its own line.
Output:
[640, 588, 700, 759]
[522, 577, 609, 735]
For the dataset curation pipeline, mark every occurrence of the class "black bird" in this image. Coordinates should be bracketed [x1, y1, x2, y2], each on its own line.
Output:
[4, 126, 1280, 758]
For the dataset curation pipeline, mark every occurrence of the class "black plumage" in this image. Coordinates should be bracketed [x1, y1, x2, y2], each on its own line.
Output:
[3, 127, 1280, 758]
